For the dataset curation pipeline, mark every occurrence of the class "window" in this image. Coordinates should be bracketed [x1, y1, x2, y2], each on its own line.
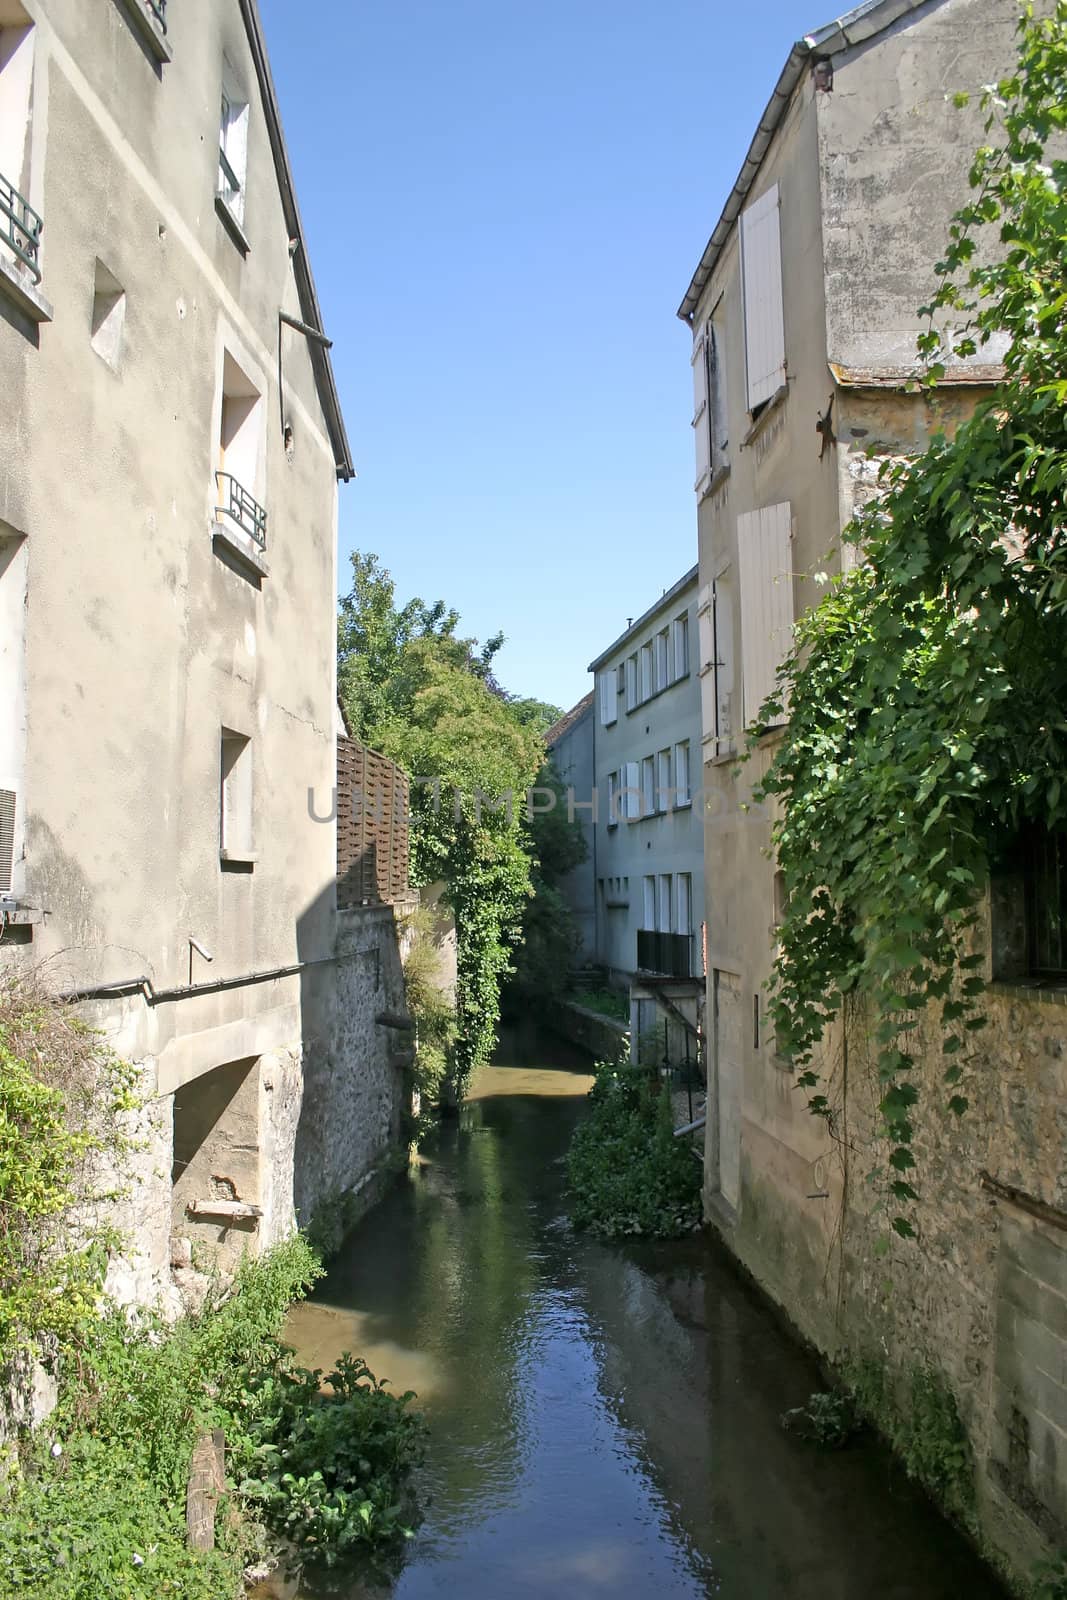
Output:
[736, 503, 793, 729]
[676, 874, 692, 937]
[656, 748, 671, 813]
[625, 653, 638, 713]
[605, 770, 619, 828]
[708, 311, 730, 475]
[654, 628, 670, 693]
[217, 63, 249, 232]
[598, 669, 617, 726]
[220, 729, 254, 866]
[993, 823, 1067, 980]
[658, 873, 672, 934]
[90, 259, 125, 369]
[0, 8, 39, 286]
[622, 760, 641, 822]
[643, 876, 656, 931]
[641, 756, 655, 819]
[215, 349, 266, 554]
[674, 741, 691, 806]
[639, 643, 653, 703]
[672, 614, 689, 679]
[740, 182, 786, 412]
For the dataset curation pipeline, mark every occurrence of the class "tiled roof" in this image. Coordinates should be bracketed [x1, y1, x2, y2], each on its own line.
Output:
[544, 692, 594, 748]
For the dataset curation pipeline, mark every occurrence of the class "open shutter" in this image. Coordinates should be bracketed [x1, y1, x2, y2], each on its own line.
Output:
[599, 670, 617, 725]
[643, 875, 656, 931]
[691, 325, 711, 495]
[623, 760, 641, 821]
[0, 789, 15, 894]
[740, 183, 785, 411]
[676, 874, 692, 937]
[737, 503, 793, 729]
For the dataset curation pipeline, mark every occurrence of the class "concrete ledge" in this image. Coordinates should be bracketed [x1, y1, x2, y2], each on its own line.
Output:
[549, 998, 629, 1062]
[114, 0, 172, 63]
[0, 254, 52, 324]
[215, 195, 250, 256]
[212, 520, 269, 579]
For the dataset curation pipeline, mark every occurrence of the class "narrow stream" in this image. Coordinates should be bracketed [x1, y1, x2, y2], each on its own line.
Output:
[266, 1028, 1004, 1600]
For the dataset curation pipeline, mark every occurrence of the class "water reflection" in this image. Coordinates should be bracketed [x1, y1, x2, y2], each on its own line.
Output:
[268, 1028, 1004, 1600]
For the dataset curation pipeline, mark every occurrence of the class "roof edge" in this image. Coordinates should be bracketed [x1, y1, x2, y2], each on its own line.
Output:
[676, 0, 941, 325]
[240, 0, 355, 482]
[588, 564, 699, 674]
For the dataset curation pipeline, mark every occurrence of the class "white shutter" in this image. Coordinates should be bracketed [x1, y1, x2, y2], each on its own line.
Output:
[737, 503, 794, 729]
[625, 654, 637, 712]
[606, 770, 619, 825]
[674, 741, 691, 805]
[740, 183, 786, 411]
[672, 615, 689, 678]
[639, 644, 652, 702]
[643, 875, 656, 931]
[656, 748, 671, 811]
[599, 670, 617, 725]
[691, 326, 711, 495]
[658, 873, 672, 933]
[0, 788, 15, 894]
[676, 873, 692, 937]
[623, 760, 641, 821]
[641, 756, 655, 817]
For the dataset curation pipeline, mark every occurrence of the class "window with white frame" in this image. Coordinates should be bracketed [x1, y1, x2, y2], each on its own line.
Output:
[642, 875, 656, 931]
[622, 760, 641, 821]
[736, 502, 794, 729]
[606, 770, 619, 827]
[216, 348, 266, 551]
[625, 653, 638, 713]
[598, 669, 617, 726]
[218, 62, 250, 229]
[740, 181, 786, 413]
[656, 748, 671, 813]
[676, 874, 692, 937]
[672, 614, 689, 679]
[639, 642, 653, 703]
[654, 627, 669, 693]
[641, 756, 655, 819]
[658, 873, 672, 933]
[674, 741, 691, 806]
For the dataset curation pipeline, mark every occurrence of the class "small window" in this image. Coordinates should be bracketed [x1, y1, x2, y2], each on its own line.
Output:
[672, 615, 690, 679]
[605, 770, 619, 828]
[217, 63, 249, 231]
[674, 741, 691, 806]
[641, 755, 655, 819]
[90, 259, 125, 368]
[215, 349, 266, 553]
[656, 748, 671, 813]
[220, 729, 254, 866]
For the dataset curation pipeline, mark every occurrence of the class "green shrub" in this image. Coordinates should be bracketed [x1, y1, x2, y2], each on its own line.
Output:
[780, 1389, 857, 1448]
[846, 1357, 975, 1526]
[566, 1060, 702, 1238]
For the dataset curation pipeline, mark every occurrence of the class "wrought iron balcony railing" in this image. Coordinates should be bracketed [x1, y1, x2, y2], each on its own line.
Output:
[636, 930, 692, 979]
[0, 171, 42, 285]
[215, 472, 267, 551]
[147, 0, 167, 31]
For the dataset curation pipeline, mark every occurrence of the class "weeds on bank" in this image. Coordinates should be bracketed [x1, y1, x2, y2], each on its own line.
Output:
[566, 1060, 702, 1239]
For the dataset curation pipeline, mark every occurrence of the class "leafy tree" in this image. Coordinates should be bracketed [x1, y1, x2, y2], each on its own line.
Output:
[753, 3, 1067, 1235]
[506, 760, 588, 1009]
[337, 553, 545, 1097]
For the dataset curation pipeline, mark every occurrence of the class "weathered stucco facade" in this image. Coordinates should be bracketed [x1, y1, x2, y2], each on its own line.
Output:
[0, 0, 415, 1310]
[682, 0, 1066, 1582]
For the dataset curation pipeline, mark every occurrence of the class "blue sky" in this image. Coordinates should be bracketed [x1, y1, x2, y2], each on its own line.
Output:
[259, 0, 820, 714]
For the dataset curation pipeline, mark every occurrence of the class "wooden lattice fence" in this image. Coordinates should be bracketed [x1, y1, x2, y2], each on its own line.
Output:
[336, 736, 410, 907]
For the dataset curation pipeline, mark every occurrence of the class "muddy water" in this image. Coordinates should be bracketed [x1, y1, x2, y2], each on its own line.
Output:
[266, 1029, 1004, 1600]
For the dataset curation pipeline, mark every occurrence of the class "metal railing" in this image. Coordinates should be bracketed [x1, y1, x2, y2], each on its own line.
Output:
[636, 930, 693, 979]
[215, 472, 267, 551]
[0, 171, 42, 285]
[147, 0, 167, 31]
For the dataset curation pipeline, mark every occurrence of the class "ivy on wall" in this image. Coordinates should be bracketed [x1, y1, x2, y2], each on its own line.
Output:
[751, 3, 1067, 1233]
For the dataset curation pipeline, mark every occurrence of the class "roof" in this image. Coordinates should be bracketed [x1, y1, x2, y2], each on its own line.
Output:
[240, 0, 354, 481]
[677, 0, 944, 323]
[545, 692, 594, 749]
[588, 564, 699, 673]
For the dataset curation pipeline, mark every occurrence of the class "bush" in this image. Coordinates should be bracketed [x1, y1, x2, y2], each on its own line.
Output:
[781, 1389, 857, 1448]
[846, 1358, 975, 1526]
[0, 1238, 424, 1594]
[566, 1061, 702, 1238]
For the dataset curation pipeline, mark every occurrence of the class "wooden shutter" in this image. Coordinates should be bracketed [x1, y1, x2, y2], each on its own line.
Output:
[737, 503, 794, 729]
[692, 325, 711, 495]
[740, 183, 785, 411]
[0, 789, 15, 894]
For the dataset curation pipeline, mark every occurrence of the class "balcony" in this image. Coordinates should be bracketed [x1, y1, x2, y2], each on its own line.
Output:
[0, 170, 51, 324]
[636, 930, 693, 979]
[213, 472, 269, 580]
[148, 0, 167, 29]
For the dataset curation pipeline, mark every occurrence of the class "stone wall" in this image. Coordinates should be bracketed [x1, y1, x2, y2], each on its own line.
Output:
[548, 999, 627, 1063]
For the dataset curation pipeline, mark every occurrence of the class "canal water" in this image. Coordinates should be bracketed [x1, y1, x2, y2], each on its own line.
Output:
[266, 1029, 1004, 1600]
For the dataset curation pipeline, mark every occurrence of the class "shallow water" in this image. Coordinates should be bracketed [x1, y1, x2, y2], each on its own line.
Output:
[264, 1028, 1004, 1600]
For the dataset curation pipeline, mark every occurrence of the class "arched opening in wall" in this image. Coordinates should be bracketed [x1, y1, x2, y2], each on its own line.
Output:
[171, 1056, 262, 1272]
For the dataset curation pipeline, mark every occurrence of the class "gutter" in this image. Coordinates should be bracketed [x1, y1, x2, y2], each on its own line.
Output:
[240, 0, 355, 482]
[58, 953, 352, 1008]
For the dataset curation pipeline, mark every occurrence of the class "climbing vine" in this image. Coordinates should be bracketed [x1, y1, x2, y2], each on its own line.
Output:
[752, 3, 1067, 1233]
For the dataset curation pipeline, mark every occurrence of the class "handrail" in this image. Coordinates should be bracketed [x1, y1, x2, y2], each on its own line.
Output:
[215, 471, 267, 550]
[0, 171, 42, 285]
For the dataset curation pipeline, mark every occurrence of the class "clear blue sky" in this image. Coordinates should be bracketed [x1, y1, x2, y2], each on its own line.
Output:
[259, 0, 819, 714]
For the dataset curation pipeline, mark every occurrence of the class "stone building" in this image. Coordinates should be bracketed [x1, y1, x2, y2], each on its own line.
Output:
[0, 0, 413, 1305]
[681, 0, 1066, 1580]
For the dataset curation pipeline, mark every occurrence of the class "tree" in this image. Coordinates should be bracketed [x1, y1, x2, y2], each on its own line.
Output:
[506, 760, 589, 1010]
[754, 3, 1067, 1234]
[337, 553, 545, 1098]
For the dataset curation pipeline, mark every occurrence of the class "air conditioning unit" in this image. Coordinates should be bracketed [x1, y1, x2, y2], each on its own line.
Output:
[0, 789, 16, 895]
